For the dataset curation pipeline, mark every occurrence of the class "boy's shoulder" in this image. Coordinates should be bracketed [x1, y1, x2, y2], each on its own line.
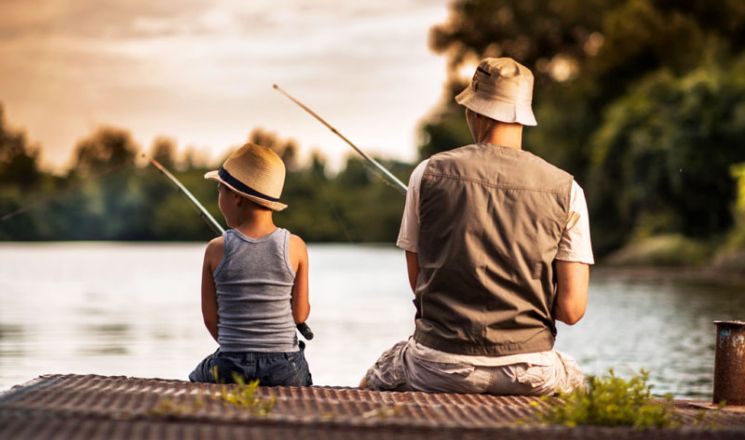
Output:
[288, 232, 306, 245]
[288, 233, 307, 254]
[204, 235, 225, 265]
[206, 235, 225, 248]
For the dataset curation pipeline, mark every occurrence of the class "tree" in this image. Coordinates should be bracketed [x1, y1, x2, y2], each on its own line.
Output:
[590, 59, 745, 245]
[0, 104, 41, 187]
[71, 127, 138, 177]
[247, 128, 299, 171]
[420, 0, 745, 254]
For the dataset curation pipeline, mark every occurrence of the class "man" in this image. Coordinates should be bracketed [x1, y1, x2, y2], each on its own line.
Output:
[361, 58, 593, 395]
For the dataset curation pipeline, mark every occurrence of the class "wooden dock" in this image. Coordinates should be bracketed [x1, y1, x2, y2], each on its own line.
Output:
[1, 374, 745, 439]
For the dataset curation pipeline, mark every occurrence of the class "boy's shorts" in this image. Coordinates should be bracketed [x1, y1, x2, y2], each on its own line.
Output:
[362, 339, 584, 395]
[189, 345, 312, 386]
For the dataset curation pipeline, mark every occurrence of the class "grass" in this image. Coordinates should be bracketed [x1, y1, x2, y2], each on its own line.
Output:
[538, 369, 679, 429]
[216, 375, 277, 416]
[149, 367, 276, 418]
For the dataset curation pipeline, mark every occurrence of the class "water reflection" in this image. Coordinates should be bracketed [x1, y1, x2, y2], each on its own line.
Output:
[0, 243, 742, 398]
[77, 323, 131, 356]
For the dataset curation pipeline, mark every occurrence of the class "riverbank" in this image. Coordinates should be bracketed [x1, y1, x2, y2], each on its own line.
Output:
[600, 234, 745, 285]
[593, 265, 745, 288]
[2, 374, 745, 439]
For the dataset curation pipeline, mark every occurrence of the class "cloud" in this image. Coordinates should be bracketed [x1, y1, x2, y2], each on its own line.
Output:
[0, 0, 450, 170]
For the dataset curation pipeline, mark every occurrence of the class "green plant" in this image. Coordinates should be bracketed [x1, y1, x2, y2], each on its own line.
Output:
[541, 369, 678, 429]
[148, 395, 205, 417]
[211, 366, 276, 416]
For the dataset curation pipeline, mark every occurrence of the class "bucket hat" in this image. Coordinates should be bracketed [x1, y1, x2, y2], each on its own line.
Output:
[205, 143, 287, 211]
[455, 57, 537, 126]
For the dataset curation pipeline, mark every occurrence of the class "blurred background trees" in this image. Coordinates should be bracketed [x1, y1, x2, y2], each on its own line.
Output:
[2, 0, 745, 267]
[0, 112, 411, 243]
[421, 0, 745, 257]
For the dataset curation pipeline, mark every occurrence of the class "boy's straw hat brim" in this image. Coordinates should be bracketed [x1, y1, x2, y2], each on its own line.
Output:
[204, 143, 288, 212]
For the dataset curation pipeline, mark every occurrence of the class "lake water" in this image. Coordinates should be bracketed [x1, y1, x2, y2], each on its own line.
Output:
[1, 243, 743, 398]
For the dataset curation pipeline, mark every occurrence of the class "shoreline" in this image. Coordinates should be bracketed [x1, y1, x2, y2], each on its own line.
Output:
[592, 264, 745, 287]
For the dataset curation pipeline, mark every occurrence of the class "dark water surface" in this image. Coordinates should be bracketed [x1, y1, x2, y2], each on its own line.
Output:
[1, 243, 742, 398]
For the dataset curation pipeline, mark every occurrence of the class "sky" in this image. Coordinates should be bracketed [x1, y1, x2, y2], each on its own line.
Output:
[0, 0, 451, 171]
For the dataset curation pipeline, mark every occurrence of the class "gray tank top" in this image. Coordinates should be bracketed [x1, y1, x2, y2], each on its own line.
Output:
[214, 228, 299, 352]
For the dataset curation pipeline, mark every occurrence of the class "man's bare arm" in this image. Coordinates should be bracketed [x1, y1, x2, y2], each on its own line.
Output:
[554, 261, 589, 325]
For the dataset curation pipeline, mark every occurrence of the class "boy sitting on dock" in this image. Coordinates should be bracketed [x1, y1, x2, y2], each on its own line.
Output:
[189, 143, 312, 386]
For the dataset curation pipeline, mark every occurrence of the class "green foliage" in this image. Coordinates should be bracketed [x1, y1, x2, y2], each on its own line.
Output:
[210, 366, 276, 416]
[0, 105, 42, 188]
[0, 116, 408, 242]
[217, 375, 276, 416]
[420, 0, 745, 257]
[149, 395, 206, 417]
[603, 234, 712, 267]
[726, 163, 745, 249]
[590, 60, 745, 244]
[542, 369, 678, 429]
[149, 369, 275, 418]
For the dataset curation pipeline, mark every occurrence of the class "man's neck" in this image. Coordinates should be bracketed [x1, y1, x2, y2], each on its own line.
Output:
[480, 123, 523, 149]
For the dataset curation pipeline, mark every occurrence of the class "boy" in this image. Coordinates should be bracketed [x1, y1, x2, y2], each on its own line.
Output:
[189, 142, 312, 386]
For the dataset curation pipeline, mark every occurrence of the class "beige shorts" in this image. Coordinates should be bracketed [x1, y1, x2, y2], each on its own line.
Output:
[363, 340, 585, 395]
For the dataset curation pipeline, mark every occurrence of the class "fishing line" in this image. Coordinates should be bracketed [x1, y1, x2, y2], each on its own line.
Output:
[0, 162, 133, 223]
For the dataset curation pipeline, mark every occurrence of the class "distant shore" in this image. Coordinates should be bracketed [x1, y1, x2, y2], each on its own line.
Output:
[593, 264, 745, 287]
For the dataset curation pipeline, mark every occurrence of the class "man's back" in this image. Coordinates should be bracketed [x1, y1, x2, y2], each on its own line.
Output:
[414, 143, 573, 356]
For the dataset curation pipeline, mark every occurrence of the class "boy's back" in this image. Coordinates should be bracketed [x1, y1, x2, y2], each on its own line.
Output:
[215, 228, 299, 353]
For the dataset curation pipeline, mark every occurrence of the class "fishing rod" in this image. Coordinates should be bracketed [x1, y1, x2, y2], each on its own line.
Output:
[147, 157, 314, 341]
[273, 84, 408, 194]
[148, 157, 225, 236]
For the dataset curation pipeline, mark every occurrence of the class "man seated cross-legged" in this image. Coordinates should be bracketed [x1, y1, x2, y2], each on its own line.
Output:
[361, 58, 594, 395]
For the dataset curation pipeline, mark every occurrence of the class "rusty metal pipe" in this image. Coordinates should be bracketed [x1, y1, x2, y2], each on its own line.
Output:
[713, 320, 745, 405]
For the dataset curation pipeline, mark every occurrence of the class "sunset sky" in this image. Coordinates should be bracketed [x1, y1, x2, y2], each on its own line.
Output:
[0, 0, 450, 171]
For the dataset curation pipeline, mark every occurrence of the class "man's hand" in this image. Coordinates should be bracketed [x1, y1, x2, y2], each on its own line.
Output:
[554, 261, 589, 325]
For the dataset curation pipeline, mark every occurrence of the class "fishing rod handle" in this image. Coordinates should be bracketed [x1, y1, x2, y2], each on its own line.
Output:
[296, 322, 314, 340]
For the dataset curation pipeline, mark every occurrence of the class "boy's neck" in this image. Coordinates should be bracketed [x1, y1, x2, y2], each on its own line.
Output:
[231, 209, 277, 238]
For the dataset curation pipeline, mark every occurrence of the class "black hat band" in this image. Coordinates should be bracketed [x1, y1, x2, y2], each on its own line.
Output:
[218, 167, 281, 203]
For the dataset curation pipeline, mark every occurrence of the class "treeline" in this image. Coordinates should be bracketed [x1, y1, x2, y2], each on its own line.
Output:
[0, 109, 412, 242]
[3, 0, 745, 264]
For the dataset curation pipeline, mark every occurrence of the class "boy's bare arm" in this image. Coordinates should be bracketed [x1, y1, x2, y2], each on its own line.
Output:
[553, 260, 589, 325]
[201, 237, 223, 342]
[289, 234, 310, 323]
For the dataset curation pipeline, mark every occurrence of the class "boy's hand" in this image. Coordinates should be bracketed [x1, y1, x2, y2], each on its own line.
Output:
[296, 322, 314, 340]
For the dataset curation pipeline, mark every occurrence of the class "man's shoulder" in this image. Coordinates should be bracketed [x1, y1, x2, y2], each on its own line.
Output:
[518, 148, 572, 178]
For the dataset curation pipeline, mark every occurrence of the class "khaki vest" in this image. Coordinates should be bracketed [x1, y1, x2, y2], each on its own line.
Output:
[413, 144, 573, 356]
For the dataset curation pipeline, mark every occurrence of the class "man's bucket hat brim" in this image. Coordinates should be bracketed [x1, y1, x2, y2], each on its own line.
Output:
[455, 88, 537, 126]
[205, 169, 288, 212]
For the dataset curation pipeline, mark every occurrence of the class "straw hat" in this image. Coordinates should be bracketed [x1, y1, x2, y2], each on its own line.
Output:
[204, 143, 287, 211]
[455, 57, 537, 126]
